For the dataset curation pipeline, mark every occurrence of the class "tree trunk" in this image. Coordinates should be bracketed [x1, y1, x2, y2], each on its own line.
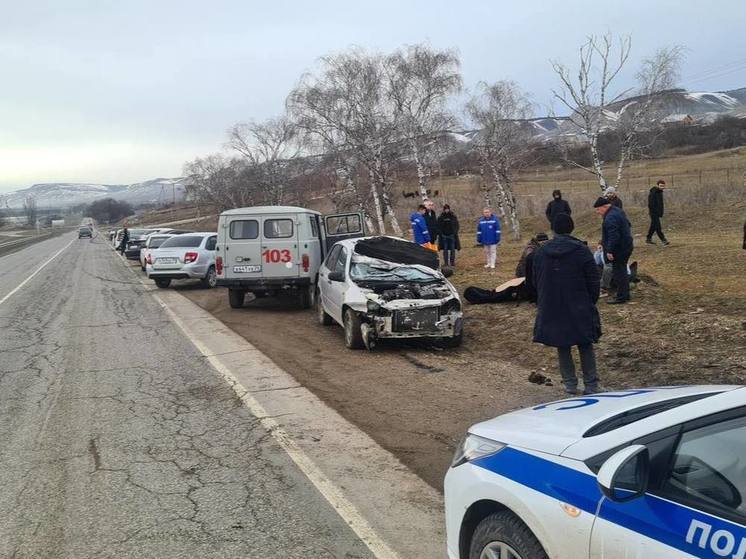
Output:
[368, 168, 386, 234]
[589, 134, 608, 189]
[501, 174, 521, 240]
[411, 139, 428, 200]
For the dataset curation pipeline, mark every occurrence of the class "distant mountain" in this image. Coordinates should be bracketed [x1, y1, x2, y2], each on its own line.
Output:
[0, 177, 188, 209]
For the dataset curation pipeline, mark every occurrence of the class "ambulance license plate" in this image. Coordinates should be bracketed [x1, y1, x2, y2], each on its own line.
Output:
[233, 265, 261, 273]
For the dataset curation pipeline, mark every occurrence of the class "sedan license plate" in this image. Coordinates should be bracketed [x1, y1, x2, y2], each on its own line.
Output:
[158, 257, 178, 264]
[233, 265, 261, 273]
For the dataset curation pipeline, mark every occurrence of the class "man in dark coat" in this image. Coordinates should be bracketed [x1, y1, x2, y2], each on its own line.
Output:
[423, 199, 439, 246]
[545, 189, 571, 229]
[119, 226, 129, 255]
[436, 204, 460, 267]
[532, 213, 601, 395]
[594, 197, 634, 304]
[646, 179, 669, 245]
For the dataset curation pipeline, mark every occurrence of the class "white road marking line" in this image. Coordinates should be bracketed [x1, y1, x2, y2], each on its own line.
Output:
[0, 238, 75, 307]
[113, 249, 402, 559]
[154, 292, 402, 559]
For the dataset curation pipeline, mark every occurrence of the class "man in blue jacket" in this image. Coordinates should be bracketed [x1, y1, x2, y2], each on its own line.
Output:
[476, 208, 501, 269]
[410, 205, 431, 246]
[594, 197, 634, 304]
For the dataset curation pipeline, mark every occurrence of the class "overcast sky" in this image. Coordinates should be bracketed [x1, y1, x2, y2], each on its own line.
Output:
[1, 0, 745, 193]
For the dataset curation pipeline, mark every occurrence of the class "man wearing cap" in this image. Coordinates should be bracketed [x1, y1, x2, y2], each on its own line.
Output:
[594, 197, 634, 304]
[646, 179, 669, 245]
[603, 186, 623, 209]
[532, 213, 601, 394]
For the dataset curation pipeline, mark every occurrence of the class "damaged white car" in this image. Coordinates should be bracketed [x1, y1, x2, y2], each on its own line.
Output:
[316, 236, 463, 350]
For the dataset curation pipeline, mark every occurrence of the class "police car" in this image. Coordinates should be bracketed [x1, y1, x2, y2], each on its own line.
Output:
[445, 386, 746, 559]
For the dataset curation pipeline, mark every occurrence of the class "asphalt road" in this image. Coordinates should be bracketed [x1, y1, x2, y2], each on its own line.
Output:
[0, 233, 374, 558]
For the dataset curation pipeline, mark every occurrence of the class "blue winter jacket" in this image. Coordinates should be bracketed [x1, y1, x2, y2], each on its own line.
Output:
[410, 212, 431, 245]
[477, 214, 501, 245]
[601, 206, 634, 258]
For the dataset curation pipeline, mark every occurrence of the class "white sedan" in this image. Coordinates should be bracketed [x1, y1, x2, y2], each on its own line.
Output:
[445, 386, 746, 559]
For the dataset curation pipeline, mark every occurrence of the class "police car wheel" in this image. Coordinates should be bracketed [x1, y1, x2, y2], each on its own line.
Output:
[470, 511, 547, 559]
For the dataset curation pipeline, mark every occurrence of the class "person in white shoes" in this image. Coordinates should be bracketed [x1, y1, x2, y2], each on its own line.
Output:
[476, 208, 501, 269]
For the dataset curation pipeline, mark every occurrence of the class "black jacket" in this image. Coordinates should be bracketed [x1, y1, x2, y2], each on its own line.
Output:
[436, 212, 461, 250]
[648, 187, 664, 217]
[423, 210, 439, 242]
[545, 197, 572, 223]
[602, 206, 634, 258]
[532, 235, 601, 347]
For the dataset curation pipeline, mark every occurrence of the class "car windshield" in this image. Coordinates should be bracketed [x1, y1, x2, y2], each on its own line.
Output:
[159, 235, 204, 248]
[350, 261, 436, 283]
[130, 229, 156, 236]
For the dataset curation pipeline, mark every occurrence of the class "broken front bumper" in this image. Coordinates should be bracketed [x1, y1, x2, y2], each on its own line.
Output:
[367, 309, 463, 339]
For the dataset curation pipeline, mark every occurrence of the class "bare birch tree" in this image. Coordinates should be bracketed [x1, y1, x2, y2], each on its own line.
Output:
[23, 196, 38, 227]
[183, 155, 257, 211]
[287, 49, 402, 235]
[385, 44, 462, 199]
[466, 81, 533, 240]
[551, 34, 683, 190]
[227, 116, 300, 205]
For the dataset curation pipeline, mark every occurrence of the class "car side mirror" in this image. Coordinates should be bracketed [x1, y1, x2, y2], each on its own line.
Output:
[328, 271, 344, 282]
[597, 445, 650, 503]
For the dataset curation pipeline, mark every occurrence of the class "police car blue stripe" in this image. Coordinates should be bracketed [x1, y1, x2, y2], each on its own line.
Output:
[472, 447, 746, 558]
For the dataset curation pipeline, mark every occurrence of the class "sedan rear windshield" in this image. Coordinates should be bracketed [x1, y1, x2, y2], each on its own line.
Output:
[148, 236, 171, 248]
[159, 235, 204, 248]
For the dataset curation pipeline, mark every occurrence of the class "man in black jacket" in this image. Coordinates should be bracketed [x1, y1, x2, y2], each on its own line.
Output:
[646, 179, 669, 245]
[594, 198, 634, 304]
[545, 190, 571, 229]
[423, 199, 439, 246]
[532, 213, 601, 394]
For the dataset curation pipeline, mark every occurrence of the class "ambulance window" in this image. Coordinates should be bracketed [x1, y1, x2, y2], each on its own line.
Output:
[264, 219, 293, 239]
[230, 220, 259, 240]
[310, 216, 319, 238]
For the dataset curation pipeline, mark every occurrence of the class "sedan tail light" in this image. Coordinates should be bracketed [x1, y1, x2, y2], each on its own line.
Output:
[184, 252, 199, 263]
[216, 256, 223, 275]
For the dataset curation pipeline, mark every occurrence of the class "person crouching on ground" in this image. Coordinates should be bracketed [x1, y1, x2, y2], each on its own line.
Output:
[476, 208, 501, 269]
[410, 204, 432, 247]
[594, 197, 634, 305]
[437, 204, 460, 268]
[532, 213, 601, 395]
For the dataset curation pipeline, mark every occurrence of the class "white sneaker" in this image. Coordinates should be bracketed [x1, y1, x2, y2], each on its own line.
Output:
[484, 264, 490, 268]
[490, 265, 496, 269]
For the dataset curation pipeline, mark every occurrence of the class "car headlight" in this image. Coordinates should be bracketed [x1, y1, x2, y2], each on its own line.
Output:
[451, 434, 506, 468]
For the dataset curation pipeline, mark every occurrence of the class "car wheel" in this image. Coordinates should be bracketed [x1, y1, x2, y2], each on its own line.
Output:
[201, 266, 217, 288]
[228, 289, 245, 309]
[469, 511, 548, 559]
[317, 290, 333, 326]
[439, 332, 463, 348]
[299, 284, 315, 309]
[154, 278, 171, 289]
[343, 308, 364, 349]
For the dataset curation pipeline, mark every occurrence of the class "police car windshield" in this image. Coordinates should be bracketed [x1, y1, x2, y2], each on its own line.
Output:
[350, 262, 435, 283]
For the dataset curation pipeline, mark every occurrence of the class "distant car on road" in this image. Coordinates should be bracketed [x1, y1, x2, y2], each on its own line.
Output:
[444, 385, 746, 559]
[78, 226, 92, 239]
[148, 232, 217, 289]
[317, 236, 463, 350]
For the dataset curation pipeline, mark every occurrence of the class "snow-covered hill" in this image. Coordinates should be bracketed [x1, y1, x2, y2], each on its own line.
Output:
[1, 177, 188, 209]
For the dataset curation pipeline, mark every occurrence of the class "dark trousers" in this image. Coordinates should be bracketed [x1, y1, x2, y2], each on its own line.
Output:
[612, 252, 631, 301]
[440, 235, 456, 266]
[557, 344, 599, 393]
[647, 215, 667, 242]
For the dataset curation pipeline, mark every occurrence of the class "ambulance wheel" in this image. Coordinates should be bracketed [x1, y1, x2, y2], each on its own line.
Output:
[299, 284, 315, 309]
[228, 289, 245, 309]
[469, 511, 547, 559]
[343, 309, 364, 350]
